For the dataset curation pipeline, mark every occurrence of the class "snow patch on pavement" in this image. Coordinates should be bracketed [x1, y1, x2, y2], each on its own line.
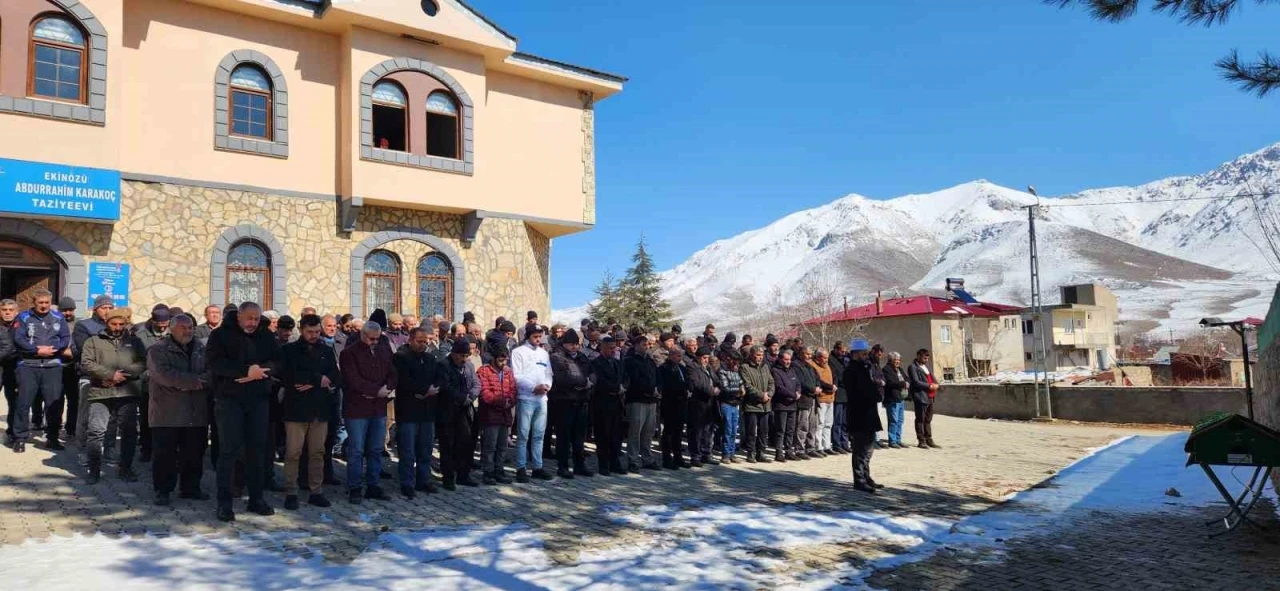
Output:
[4, 432, 1267, 590]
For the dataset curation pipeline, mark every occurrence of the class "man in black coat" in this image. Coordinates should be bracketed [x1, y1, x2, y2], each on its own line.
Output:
[310, 314, 346, 482]
[206, 302, 280, 522]
[276, 314, 339, 510]
[769, 350, 802, 462]
[685, 347, 718, 467]
[392, 327, 443, 497]
[843, 339, 884, 494]
[657, 333, 691, 470]
[590, 336, 626, 476]
[549, 329, 595, 478]
[437, 339, 480, 490]
[622, 337, 660, 473]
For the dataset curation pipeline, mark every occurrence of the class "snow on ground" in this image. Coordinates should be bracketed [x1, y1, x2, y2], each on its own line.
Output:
[966, 366, 1097, 384]
[2, 433, 1265, 590]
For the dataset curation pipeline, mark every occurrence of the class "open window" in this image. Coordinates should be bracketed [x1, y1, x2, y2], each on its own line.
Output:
[371, 81, 408, 152]
[425, 91, 460, 159]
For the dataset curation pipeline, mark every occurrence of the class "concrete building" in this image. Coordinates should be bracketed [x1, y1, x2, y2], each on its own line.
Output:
[798, 294, 1023, 381]
[0, 0, 624, 320]
[1021, 283, 1120, 371]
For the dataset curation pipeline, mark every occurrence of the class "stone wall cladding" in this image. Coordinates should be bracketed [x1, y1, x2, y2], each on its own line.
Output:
[580, 91, 596, 225]
[24, 181, 549, 322]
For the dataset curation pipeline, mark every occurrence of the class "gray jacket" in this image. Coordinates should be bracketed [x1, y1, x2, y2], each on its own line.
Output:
[146, 336, 209, 428]
[907, 363, 934, 405]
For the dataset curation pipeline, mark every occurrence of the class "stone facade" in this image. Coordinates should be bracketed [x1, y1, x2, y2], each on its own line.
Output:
[23, 180, 550, 322]
[580, 91, 596, 226]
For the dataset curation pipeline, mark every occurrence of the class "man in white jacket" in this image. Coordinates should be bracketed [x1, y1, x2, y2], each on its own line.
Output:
[511, 325, 554, 483]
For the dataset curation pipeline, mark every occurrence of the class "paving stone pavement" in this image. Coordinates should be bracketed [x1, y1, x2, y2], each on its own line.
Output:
[866, 502, 1280, 590]
[5, 407, 1242, 587]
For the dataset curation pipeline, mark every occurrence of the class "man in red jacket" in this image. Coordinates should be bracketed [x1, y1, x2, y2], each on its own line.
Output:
[339, 321, 398, 504]
[477, 344, 516, 485]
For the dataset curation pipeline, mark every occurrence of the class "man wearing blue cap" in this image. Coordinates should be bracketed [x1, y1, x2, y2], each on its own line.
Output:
[842, 338, 884, 493]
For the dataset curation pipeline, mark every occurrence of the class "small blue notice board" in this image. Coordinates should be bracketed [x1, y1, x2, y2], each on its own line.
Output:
[88, 262, 130, 308]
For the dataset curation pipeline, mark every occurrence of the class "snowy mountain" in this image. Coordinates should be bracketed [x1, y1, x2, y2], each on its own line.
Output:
[555, 144, 1280, 335]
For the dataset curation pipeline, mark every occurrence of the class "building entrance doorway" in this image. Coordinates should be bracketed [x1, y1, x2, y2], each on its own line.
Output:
[0, 240, 61, 310]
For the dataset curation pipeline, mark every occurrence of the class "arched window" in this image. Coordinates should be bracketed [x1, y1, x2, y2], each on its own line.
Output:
[227, 241, 272, 308]
[364, 250, 400, 316]
[425, 91, 460, 159]
[229, 65, 273, 140]
[30, 15, 87, 103]
[371, 81, 408, 152]
[416, 253, 453, 320]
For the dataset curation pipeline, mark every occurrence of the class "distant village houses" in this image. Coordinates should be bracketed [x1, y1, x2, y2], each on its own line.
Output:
[795, 281, 1122, 382]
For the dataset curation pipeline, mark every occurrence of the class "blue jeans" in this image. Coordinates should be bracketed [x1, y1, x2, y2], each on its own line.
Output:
[344, 416, 386, 490]
[515, 397, 547, 470]
[396, 421, 435, 488]
[329, 389, 347, 455]
[720, 404, 740, 457]
[884, 400, 905, 445]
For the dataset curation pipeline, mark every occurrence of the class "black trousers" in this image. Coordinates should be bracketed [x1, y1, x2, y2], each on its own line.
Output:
[3, 363, 18, 439]
[742, 412, 771, 457]
[138, 385, 152, 456]
[542, 402, 558, 459]
[45, 364, 78, 438]
[851, 430, 875, 484]
[263, 403, 280, 485]
[686, 400, 714, 461]
[152, 426, 208, 494]
[913, 399, 935, 442]
[659, 400, 687, 464]
[214, 394, 269, 505]
[438, 410, 475, 480]
[552, 400, 590, 469]
[208, 396, 219, 470]
[14, 364, 62, 442]
[591, 396, 624, 472]
[772, 409, 797, 453]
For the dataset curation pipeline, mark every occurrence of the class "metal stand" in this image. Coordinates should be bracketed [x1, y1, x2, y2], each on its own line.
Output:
[1198, 463, 1273, 536]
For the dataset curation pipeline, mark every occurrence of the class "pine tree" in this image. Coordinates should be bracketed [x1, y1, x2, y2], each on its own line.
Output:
[1050, 0, 1280, 97]
[587, 270, 623, 323]
[617, 237, 677, 330]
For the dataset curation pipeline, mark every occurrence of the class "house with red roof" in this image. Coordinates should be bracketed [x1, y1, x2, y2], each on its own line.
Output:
[797, 286, 1024, 380]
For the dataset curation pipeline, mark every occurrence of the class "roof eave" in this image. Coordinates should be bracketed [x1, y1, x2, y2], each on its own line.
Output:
[501, 52, 627, 98]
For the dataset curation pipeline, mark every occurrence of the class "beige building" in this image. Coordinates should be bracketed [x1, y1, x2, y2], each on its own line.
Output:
[0, 0, 623, 320]
[1021, 283, 1121, 371]
[798, 295, 1023, 381]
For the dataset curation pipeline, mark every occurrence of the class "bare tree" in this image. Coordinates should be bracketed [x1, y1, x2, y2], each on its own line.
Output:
[1243, 183, 1280, 274]
[966, 317, 1019, 377]
[1175, 329, 1241, 384]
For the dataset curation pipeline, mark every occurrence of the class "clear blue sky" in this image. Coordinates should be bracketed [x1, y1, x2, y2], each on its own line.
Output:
[479, 0, 1280, 308]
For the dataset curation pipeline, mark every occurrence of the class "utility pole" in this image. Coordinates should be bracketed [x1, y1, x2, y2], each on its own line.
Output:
[1025, 187, 1053, 420]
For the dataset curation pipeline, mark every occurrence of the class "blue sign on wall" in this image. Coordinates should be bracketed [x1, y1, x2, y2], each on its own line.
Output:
[0, 157, 121, 222]
[88, 262, 130, 308]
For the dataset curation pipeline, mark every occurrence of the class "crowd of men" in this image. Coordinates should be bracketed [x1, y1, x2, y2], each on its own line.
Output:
[0, 292, 943, 522]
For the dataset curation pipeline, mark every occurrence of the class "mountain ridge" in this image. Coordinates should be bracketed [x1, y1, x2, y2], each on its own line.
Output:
[555, 144, 1280, 335]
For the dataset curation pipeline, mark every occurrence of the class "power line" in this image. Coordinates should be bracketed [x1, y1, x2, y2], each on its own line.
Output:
[1043, 192, 1269, 208]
